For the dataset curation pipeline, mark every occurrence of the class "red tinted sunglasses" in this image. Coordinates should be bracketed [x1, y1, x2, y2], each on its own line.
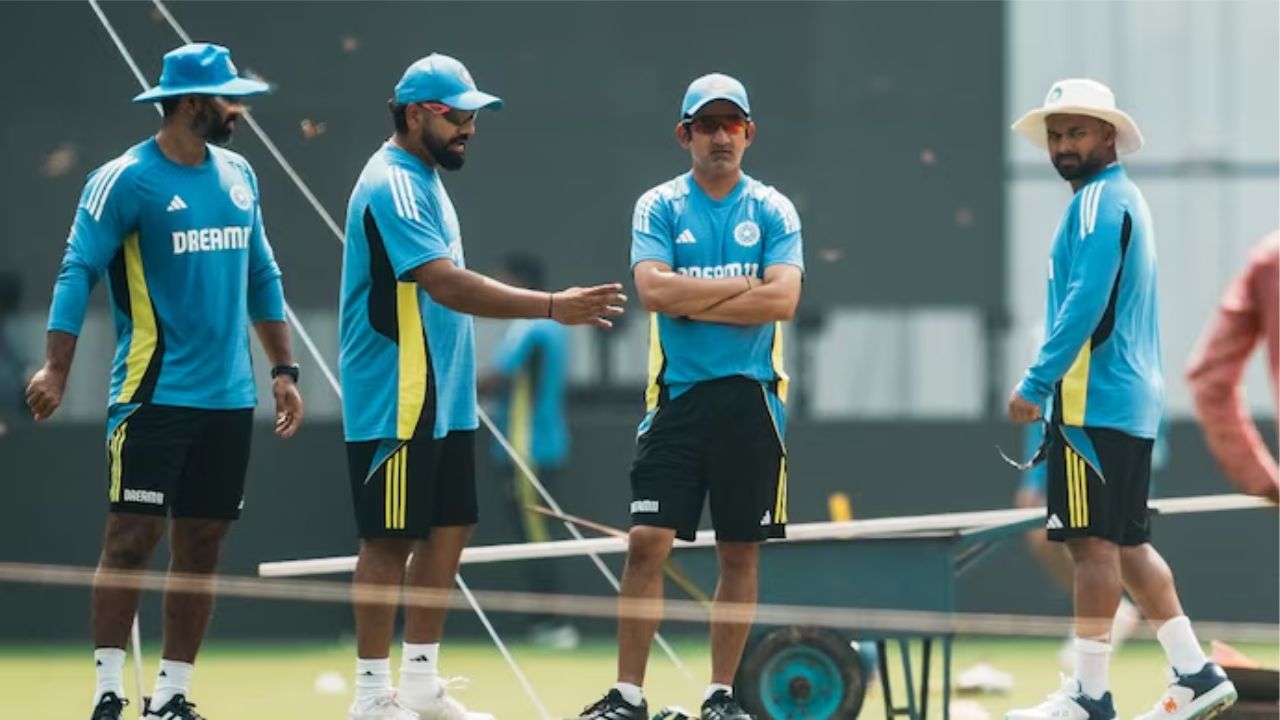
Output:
[419, 102, 477, 126]
[683, 115, 749, 135]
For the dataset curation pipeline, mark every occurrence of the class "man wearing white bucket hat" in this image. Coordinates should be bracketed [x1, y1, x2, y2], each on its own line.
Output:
[1004, 79, 1237, 720]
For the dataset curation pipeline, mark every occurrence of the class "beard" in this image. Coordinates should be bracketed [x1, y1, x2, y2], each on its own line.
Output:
[1052, 151, 1105, 181]
[423, 127, 466, 171]
[193, 102, 237, 146]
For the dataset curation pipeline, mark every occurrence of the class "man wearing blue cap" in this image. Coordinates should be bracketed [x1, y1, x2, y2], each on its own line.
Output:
[24, 43, 303, 720]
[578, 73, 804, 720]
[339, 53, 625, 720]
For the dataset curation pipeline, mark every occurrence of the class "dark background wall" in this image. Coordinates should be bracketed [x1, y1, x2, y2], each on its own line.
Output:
[1, 0, 1004, 311]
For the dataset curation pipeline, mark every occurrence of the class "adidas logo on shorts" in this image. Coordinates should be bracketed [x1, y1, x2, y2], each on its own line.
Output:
[1046, 513, 1064, 529]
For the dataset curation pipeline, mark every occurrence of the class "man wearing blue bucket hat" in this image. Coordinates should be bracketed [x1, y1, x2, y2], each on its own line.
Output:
[25, 43, 302, 720]
[338, 53, 625, 720]
[577, 73, 803, 720]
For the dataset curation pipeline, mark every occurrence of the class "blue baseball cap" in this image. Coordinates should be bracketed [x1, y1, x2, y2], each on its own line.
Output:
[133, 43, 269, 103]
[394, 53, 503, 111]
[681, 73, 750, 118]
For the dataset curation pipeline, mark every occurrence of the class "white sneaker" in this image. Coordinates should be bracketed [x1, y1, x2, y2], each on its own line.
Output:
[349, 693, 421, 720]
[1134, 664, 1237, 720]
[403, 677, 495, 720]
[529, 621, 581, 650]
[957, 662, 1015, 694]
[1006, 675, 1116, 720]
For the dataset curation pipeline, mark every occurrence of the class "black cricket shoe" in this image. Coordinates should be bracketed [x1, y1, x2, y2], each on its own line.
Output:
[143, 694, 206, 719]
[577, 688, 648, 719]
[700, 690, 753, 720]
[91, 692, 129, 720]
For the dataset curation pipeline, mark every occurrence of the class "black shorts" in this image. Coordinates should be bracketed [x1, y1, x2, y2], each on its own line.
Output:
[1046, 426, 1153, 546]
[347, 430, 478, 539]
[630, 376, 787, 542]
[105, 404, 253, 520]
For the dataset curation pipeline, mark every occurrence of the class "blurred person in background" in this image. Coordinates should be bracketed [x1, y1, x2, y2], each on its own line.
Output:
[24, 43, 303, 720]
[1186, 231, 1279, 502]
[479, 252, 578, 649]
[1005, 78, 1236, 720]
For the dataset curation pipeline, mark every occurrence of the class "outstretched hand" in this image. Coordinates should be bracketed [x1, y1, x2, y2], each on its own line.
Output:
[550, 283, 627, 328]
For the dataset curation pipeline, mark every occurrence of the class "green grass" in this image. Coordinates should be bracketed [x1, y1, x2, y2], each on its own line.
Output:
[5, 637, 1276, 718]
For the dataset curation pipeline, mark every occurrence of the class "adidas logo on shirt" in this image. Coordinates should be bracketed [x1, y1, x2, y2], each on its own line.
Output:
[166, 195, 187, 212]
[1046, 514, 1064, 529]
[675, 229, 697, 245]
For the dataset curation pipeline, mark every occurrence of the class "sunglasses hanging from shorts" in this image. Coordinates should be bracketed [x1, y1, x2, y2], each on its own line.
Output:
[997, 418, 1054, 471]
[682, 115, 749, 135]
[420, 101, 477, 126]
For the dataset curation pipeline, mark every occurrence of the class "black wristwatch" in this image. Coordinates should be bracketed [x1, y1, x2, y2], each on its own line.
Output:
[270, 363, 300, 382]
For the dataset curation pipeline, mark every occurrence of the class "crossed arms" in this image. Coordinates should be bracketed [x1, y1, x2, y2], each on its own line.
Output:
[632, 260, 802, 325]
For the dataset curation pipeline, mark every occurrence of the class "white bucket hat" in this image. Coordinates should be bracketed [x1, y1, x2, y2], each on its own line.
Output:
[1011, 78, 1144, 154]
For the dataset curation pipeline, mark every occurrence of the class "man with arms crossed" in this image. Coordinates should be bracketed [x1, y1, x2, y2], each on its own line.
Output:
[578, 73, 803, 720]
[1005, 78, 1236, 720]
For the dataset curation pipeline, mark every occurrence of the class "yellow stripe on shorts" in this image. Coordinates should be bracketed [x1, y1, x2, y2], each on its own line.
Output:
[774, 456, 788, 524]
[1066, 446, 1079, 527]
[398, 446, 408, 530]
[108, 422, 128, 503]
[1066, 447, 1090, 528]
[1076, 452, 1089, 528]
[383, 446, 409, 530]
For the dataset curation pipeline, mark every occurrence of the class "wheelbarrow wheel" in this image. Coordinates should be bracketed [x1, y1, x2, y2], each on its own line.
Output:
[735, 626, 867, 720]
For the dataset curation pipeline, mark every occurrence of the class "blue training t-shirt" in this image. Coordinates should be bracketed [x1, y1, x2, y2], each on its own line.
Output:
[1016, 163, 1163, 439]
[630, 172, 803, 429]
[339, 142, 477, 442]
[48, 137, 285, 424]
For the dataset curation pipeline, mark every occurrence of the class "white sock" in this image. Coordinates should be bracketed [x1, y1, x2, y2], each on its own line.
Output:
[400, 642, 442, 699]
[614, 682, 644, 706]
[150, 659, 193, 710]
[704, 683, 733, 701]
[94, 648, 126, 704]
[1157, 616, 1208, 675]
[1073, 638, 1112, 699]
[355, 657, 393, 704]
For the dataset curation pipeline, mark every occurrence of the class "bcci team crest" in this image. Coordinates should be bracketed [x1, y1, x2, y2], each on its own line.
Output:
[734, 220, 761, 247]
[1047, 85, 1064, 104]
[229, 183, 253, 211]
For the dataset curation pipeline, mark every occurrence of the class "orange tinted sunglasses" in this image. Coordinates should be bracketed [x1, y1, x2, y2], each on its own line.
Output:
[683, 115, 749, 135]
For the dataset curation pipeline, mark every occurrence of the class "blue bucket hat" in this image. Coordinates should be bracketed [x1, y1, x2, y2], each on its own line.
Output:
[681, 73, 751, 118]
[394, 53, 503, 111]
[133, 43, 270, 103]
